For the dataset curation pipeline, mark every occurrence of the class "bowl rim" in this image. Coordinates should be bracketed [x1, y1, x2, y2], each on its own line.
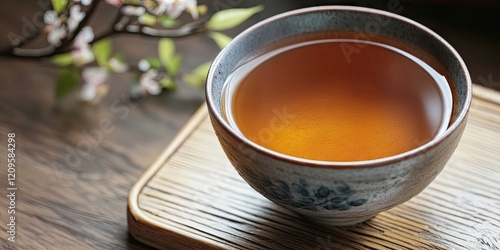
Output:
[205, 5, 472, 169]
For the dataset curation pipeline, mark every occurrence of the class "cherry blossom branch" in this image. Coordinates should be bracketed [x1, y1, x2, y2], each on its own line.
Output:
[0, 1, 206, 59]
[0, 1, 264, 103]
[10, 45, 57, 58]
[59, 0, 100, 47]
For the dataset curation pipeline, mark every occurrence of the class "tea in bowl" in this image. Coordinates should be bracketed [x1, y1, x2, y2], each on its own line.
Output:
[206, 6, 471, 226]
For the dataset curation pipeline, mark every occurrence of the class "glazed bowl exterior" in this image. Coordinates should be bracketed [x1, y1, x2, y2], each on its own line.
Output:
[206, 6, 471, 226]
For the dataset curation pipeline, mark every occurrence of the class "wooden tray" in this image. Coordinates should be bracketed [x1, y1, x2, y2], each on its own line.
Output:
[128, 85, 500, 250]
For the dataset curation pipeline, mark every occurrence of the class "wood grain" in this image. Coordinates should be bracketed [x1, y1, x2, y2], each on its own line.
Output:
[1, 1, 500, 249]
[128, 85, 500, 250]
[0, 1, 278, 249]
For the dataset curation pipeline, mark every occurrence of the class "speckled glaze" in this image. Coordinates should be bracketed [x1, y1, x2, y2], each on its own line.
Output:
[206, 6, 472, 226]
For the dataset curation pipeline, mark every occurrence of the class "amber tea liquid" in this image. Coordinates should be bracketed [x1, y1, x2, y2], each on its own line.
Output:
[222, 39, 449, 162]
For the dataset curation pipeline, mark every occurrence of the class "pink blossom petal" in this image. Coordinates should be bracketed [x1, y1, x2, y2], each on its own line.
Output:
[80, 84, 97, 101]
[73, 0, 92, 6]
[105, 0, 122, 7]
[81, 67, 109, 102]
[185, 0, 199, 19]
[72, 45, 95, 65]
[165, 4, 185, 19]
[121, 6, 146, 16]
[81, 84, 109, 103]
[145, 81, 161, 95]
[68, 5, 86, 32]
[48, 26, 67, 46]
[82, 67, 108, 85]
[140, 70, 162, 95]
[81, 0, 92, 6]
[152, 0, 175, 15]
[44, 11, 58, 25]
[109, 58, 128, 73]
[150, 0, 199, 19]
[74, 26, 94, 48]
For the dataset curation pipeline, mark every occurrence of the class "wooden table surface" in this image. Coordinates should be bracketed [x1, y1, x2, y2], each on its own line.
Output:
[1, 1, 499, 249]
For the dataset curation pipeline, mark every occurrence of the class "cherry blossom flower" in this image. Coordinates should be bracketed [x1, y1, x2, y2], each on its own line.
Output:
[67, 5, 86, 32]
[104, 0, 122, 8]
[121, 6, 146, 16]
[73, 26, 93, 49]
[108, 58, 128, 73]
[131, 69, 162, 97]
[72, 26, 95, 66]
[73, 0, 92, 6]
[140, 69, 162, 95]
[80, 67, 109, 102]
[44, 11, 67, 46]
[148, 0, 199, 19]
[43, 4, 86, 46]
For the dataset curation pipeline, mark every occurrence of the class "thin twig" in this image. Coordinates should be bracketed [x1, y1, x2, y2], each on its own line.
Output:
[12, 45, 57, 57]
[126, 19, 207, 38]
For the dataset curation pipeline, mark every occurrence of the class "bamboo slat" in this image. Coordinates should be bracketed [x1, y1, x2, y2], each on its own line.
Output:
[128, 85, 500, 250]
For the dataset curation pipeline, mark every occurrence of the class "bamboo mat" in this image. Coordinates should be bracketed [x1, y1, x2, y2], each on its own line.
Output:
[128, 84, 500, 250]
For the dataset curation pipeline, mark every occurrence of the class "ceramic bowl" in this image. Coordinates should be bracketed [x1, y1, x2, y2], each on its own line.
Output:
[206, 6, 472, 226]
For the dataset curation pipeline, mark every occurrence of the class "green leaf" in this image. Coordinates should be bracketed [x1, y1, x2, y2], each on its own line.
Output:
[208, 32, 232, 49]
[183, 61, 212, 88]
[158, 38, 175, 67]
[52, 0, 68, 13]
[51, 53, 73, 66]
[158, 38, 181, 76]
[145, 57, 162, 69]
[167, 54, 181, 77]
[92, 39, 112, 68]
[160, 76, 176, 90]
[207, 5, 264, 31]
[55, 68, 80, 100]
[158, 16, 178, 27]
[139, 13, 157, 26]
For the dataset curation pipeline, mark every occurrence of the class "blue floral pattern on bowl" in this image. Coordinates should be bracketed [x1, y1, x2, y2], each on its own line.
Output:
[265, 179, 367, 211]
